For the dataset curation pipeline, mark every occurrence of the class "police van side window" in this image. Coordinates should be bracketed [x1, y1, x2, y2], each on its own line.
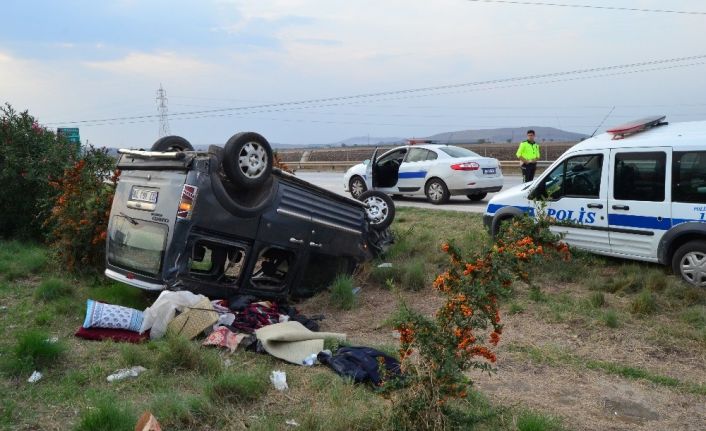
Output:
[673, 151, 706, 204]
[614, 152, 666, 202]
[542, 154, 603, 199]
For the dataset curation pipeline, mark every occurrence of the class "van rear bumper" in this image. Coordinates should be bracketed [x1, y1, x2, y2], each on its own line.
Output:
[105, 268, 166, 291]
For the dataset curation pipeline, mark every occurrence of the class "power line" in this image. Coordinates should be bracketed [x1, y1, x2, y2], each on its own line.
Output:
[43, 54, 706, 126]
[465, 0, 706, 15]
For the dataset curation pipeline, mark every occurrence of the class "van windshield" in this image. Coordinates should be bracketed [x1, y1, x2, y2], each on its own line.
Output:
[108, 216, 168, 276]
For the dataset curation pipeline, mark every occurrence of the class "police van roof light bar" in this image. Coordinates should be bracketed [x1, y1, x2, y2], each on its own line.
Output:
[606, 115, 668, 140]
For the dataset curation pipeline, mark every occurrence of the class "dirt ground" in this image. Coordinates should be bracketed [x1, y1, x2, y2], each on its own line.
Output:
[299, 281, 706, 431]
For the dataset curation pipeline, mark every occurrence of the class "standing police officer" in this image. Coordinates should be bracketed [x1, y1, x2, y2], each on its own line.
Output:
[516, 129, 540, 182]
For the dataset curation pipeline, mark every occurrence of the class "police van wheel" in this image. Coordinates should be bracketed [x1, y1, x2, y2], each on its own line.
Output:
[672, 241, 706, 288]
[223, 132, 273, 189]
[425, 178, 450, 205]
[151, 135, 194, 152]
[359, 190, 395, 230]
[467, 192, 487, 202]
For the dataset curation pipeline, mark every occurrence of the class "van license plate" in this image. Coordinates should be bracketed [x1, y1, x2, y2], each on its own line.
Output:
[131, 187, 158, 204]
[482, 168, 496, 175]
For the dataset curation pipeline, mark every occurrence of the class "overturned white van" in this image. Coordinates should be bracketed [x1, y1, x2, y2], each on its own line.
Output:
[484, 116, 706, 287]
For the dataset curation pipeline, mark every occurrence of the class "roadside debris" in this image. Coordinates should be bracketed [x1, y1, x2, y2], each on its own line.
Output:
[27, 371, 43, 383]
[270, 370, 288, 391]
[285, 419, 300, 427]
[318, 347, 402, 385]
[107, 366, 147, 382]
[135, 411, 162, 431]
[377, 262, 393, 268]
[255, 321, 345, 365]
[46, 336, 59, 343]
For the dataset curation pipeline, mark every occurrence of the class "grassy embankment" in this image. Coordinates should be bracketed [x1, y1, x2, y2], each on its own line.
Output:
[2, 208, 705, 430]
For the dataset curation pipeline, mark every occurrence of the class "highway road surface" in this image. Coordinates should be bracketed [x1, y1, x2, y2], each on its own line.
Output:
[296, 171, 524, 213]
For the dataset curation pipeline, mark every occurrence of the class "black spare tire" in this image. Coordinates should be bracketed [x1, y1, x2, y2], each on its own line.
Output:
[222, 132, 273, 189]
[359, 190, 395, 230]
[150, 135, 194, 152]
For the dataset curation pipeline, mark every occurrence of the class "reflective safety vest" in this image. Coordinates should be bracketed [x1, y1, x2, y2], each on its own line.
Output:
[516, 140, 540, 162]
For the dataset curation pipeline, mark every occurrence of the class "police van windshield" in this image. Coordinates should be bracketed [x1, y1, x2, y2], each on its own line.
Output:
[439, 146, 480, 158]
[108, 216, 168, 276]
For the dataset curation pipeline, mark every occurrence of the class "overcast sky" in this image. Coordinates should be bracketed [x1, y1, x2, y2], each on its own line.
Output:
[1, 0, 705, 148]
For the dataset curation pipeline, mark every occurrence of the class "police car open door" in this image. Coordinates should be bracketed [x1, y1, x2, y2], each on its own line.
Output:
[607, 147, 671, 260]
[536, 150, 610, 251]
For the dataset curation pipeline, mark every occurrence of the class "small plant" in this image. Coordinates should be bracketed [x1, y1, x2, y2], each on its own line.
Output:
[74, 397, 135, 431]
[401, 259, 426, 291]
[3, 329, 64, 375]
[516, 410, 563, 431]
[508, 302, 525, 315]
[150, 393, 211, 428]
[631, 289, 658, 316]
[206, 369, 268, 404]
[156, 335, 222, 375]
[589, 292, 605, 308]
[529, 286, 546, 302]
[330, 274, 357, 310]
[602, 310, 619, 328]
[35, 277, 72, 301]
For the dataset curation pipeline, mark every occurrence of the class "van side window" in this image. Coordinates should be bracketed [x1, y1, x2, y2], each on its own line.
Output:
[673, 151, 706, 204]
[614, 152, 666, 202]
[541, 154, 603, 199]
[189, 241, 246, 284]
[251, 247, 295, 288]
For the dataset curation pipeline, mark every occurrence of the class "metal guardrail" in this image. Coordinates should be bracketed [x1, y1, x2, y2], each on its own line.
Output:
[290, 160, 553, 171]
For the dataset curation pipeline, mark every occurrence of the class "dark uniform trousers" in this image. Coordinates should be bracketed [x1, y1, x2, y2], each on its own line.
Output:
[521, 163, 537, 182]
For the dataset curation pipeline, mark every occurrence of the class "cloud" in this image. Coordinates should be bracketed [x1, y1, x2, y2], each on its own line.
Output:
[84, 52, 216, 79]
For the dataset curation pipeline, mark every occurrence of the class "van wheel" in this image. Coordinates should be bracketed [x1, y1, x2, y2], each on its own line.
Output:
[223, 132, 273, 189]
[425, 178, 450, 204]
[151, 135, 194, 152]
[467, 192, 487, 202]
[359, 191, 395, 230]
[672, 241, 706, 288]
[349, 176, 367, 199]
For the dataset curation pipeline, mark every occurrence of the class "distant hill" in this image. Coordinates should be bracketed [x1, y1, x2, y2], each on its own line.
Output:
[426, 127, 587, 144]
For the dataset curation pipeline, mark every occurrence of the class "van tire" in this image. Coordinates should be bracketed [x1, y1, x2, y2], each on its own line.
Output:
[151, 135, 194, 152]
[671, 240, 706, 288]
[209, 154, 277, 218]
[223, 132, 273, 189]
[359, 191, 395, 230]
[425, 178, 450, 204]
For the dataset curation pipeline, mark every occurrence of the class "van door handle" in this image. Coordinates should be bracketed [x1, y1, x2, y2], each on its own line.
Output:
[309, 241, 322, 248]
[587, 203, 603, 209]
[289, 237, 304, 244]
[612, 205, 630, 211]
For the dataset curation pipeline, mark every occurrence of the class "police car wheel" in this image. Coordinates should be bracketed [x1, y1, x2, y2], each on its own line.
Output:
[466, 192, 487, 202]
[223, 132, 273, 189]
[672, 241, 706, 288]
[425, 178, 450, 205]
[359, 190, 395, 230]
[151, 135, 194, 152]
[349, 176, 367, 199]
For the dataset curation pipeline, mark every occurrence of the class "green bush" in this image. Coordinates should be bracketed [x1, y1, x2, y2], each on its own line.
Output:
[35, 278, 72, 301]
[74, 397, 135, 431]
[631, 289, 658, 316]
[156, 335, 222, 375]
[150, 393, 211, 428]
[589, 292, 605, 308]
[330, 274, 357, 310]
[602, 310, 619, 328]
[3, 329, 64, 375]
[205, 369, 268, 404]
[0, 241, 47, 280]
[0, 104, 77, 240]
[516, 410, 563, 431]
[401, 260, 426, 291]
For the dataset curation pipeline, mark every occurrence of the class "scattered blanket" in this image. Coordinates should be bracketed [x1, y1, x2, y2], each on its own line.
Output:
[255, 321, 345, 365]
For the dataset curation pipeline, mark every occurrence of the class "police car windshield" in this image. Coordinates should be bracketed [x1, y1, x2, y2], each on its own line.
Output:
[439, 146, 480, 158]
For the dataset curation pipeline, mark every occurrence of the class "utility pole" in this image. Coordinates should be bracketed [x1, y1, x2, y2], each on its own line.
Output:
[156, 84, 171, 137]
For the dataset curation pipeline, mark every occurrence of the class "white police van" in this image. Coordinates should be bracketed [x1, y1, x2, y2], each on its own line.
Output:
[484, 116, 706, 287]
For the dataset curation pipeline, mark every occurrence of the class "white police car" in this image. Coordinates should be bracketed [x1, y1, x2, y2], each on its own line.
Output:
[484, 116, 706, 287]
[343, 141, 503, 204]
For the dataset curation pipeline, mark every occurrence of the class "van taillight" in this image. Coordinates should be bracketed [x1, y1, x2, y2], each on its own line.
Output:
[451, 162, 480, 171]
[177, 185, 198, 220]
